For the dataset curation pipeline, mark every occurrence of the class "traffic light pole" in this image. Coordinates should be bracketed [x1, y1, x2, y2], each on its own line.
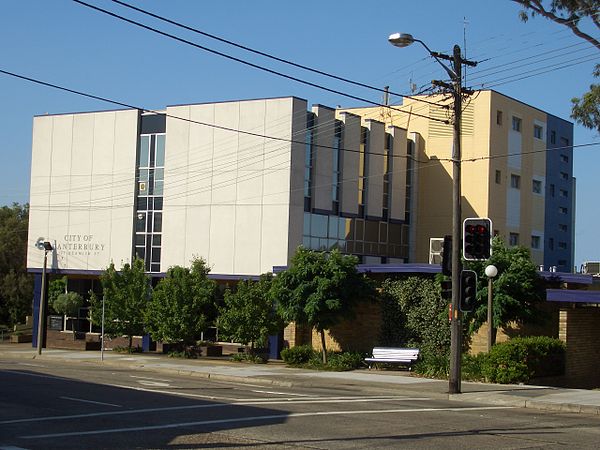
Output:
[449, 44, 463, 394]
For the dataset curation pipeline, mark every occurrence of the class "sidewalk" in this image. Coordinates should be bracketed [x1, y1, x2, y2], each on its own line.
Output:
[2, 343, 599, 415]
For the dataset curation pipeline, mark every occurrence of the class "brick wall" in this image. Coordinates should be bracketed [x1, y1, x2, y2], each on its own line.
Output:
[559, 307, 600, 388]
[310, 301, 382, 353]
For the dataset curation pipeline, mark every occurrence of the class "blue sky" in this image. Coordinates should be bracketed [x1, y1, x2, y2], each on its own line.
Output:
[1, 0, 598, 267]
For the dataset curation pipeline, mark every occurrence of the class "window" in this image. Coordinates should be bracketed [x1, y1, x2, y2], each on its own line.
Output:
[558, 241, 567, 250]
[512, 116, 522, 132]
[550, 184, 555, 197]
[560, 154, 569, 163]
[558, 259, 567, 266]
[510, 174, 521, 189]
[559, 189, 568, 198]
[559, 224, 568, 232]
[560, 172, 569, 180]
[304, 113, 315, 211]
[550, 130, 556, 144]
[496, 110, 503, 125]
[534, 125, 543, 139]
[559, 206, 568, 214]
[509, 233, 519, 246]
[549, 238, 554, 250]
[495, 170, 501, 184]
[560, 136, 570, 147]
[531, 235, 540, 249]
[532, 179, 542, 194]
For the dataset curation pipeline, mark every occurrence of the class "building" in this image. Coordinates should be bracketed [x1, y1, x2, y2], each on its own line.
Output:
[27, 96, 412, 291]
[342, 90, 575, 270]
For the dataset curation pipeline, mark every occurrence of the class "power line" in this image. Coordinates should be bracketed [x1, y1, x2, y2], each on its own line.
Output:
[71, 0, 445, 124]
[108, 0, 442, 109]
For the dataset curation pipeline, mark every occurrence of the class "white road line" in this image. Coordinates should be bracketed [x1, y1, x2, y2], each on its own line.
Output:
[250, 390, 311, 397]
[21, 406, 517, 439]
[130, 375, 172, 383]
[2, 370, 64, 381]
[59, 396, 122, 408]
[0, 396, 431, 425]
[16, 363, 45, 368]
[136, 381, 171, 387]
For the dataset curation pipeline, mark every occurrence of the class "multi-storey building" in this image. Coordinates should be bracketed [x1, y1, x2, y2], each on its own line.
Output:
[342, 90, 575, 270]
[27, 97, 411, 286]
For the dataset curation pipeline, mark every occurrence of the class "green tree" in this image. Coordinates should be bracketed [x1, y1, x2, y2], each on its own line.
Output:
[145, 258, 217, 346]
[219, 273, 283, 353]
[512, 0, 600, 131]
[0, 203, 32, 326]
[48, 276, 67, 314]
[90, 259, 151, 351]
[381, 276, 451, 356]
[272, 248, 374, 364]
[52, 292, 83, 317]
[464, 237, 546, 345]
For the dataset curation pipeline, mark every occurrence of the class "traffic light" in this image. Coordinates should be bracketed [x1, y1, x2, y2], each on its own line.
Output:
[463, 218, 492, 261]
[460, 270, 477, 312]
[440, 279, 452, 301]
[441, 235, 452, 276]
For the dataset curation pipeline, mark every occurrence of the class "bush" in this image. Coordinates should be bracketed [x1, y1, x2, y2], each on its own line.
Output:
[231, 352, 268, 364]
[413, 350, 449, 378]
[462, 353, 489, 382]
[281, 345, 317, 365]
[481, 336, 565, 384]
[323, 352, 365, 371]
[52, 292, 83, 317]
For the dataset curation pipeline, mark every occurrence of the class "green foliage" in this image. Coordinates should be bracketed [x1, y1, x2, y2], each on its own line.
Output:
[146, 258, 217, 346]
[112, 345, 143, 354]
[481, 337, 565, 384]
[52, 291, 83, 317]
[273, 248, 375, 363]
[572, 72, 600, 131]
[281, 345, 316, 365]
[464, 237, 546, 337]
[48, 277, 67, 314]
[219, 273, 282, 351]
[413, 351, 450, 379]
[89, 259, 151, 350]
[0, 203, 33, 326]
[380, 276, 451, 356]
[231, 352, 268, 364]
[324, 351, 365, 371]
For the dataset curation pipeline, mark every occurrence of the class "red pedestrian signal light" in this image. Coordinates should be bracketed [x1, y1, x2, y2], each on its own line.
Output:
[463, 218, 492, 261]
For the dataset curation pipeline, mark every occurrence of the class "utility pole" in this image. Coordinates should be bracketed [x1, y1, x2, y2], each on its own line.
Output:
[388, 33, 477, 394]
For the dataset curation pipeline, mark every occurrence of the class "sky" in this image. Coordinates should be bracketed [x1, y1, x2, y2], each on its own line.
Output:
[1, 0, 598, 268]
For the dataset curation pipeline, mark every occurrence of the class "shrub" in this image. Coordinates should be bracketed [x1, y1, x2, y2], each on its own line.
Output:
[112, 345, 142, 354]
[413, 350, 449, 378]
[281, 345, 316, 365]
[462, 353, 489, 382]
[482, 336, 565, 384]
[323, 352, 365, 371]
[52, 292, 83, 317]
[231, 352, 268, 364]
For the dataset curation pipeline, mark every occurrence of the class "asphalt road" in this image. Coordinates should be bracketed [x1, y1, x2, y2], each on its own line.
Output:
[1, 358, 600, 449]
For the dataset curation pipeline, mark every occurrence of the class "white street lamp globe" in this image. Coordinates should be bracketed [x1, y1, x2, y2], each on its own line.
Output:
[485, 264, 498, 278]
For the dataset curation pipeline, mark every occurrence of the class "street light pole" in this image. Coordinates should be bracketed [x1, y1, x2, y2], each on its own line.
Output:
[36, 241, 53, 355]
[389, 33, 476, 394]
[485, 264, 498, 352]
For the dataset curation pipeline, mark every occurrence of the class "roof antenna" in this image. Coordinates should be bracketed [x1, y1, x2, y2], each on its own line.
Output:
[383, 86, 390, 106]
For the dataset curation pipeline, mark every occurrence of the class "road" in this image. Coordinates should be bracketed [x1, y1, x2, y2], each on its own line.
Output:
[1, 358, 599, 449]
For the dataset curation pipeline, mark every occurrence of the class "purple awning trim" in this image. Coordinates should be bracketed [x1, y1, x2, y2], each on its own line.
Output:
[273, 263, 442, 274]
[539, 271, 593, 285]
[546, 289, 600, 303]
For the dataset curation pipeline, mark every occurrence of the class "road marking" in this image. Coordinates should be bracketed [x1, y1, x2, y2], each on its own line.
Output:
[130, 375, 172, 383]
[21, 406, 517, 439]
[2, 370, 65, 381]
[16, 363, 45, 368]
[136, 380, 171, 387]
[59, 396, 122, 408]
[0, 396, 431, 425]
[250, 390, 310, 397]
[0, 446, 31, 449]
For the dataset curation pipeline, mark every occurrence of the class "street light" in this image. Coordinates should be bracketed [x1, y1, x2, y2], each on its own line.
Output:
[389, 32, 476, 394]
[36, 240, 53, 355]
[485, 264, 498, 353]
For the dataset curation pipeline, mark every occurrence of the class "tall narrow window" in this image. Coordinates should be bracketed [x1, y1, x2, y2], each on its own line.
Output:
[304, 112, 315, 212]
[358, 127, 368, 217]
[510, 174, 521, 189]
[382, 133, 392, 220]
[496, 110, 503, 125]
[495, 170, 502, 184]
[534, 125, 543, 139]
[532, 179, 542, 194]
[332, 120, 342, 213]
[509, 233, 519, 246]
[512, 116, 522, 132]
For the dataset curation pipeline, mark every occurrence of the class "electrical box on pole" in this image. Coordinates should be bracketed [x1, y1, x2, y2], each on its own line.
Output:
[463, 218, 492, 261]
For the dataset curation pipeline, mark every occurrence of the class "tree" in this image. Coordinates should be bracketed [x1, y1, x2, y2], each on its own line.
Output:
[219, 273, 283, 353]
[90, 258, 151, 351]
[512, 0, 600, 131]
[52, 291, 83, 331]
[48, 276, 67, 314]
[464, 237, 546, 345]
[0, 203, 32, 326]
[272, 248, 374, 364]
[145, 258, 217, 346]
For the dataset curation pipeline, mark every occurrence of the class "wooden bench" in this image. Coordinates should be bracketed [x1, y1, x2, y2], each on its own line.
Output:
[364, 347, 420, 370]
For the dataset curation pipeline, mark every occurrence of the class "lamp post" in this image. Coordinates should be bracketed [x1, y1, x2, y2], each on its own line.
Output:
[485, 264, 498, 353]
[389, 33, 476, 394]
[36, 241, 53, 355]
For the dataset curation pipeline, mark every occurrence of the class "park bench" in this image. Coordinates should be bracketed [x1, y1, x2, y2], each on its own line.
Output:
[364, 347, 420, 370]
